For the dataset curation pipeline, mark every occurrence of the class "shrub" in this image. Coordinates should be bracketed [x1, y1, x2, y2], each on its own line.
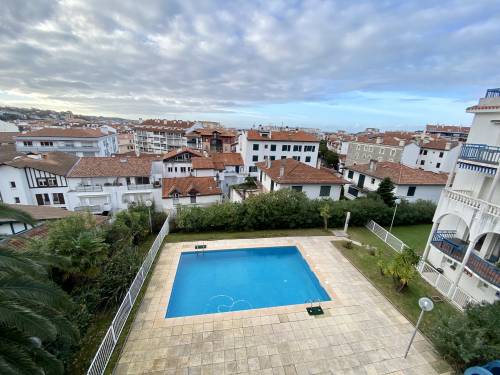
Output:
[377, 177, 396, 206]
[379, 248, 420, 292]
[342, 240, 353, 249]
[432, 301, 500, 371]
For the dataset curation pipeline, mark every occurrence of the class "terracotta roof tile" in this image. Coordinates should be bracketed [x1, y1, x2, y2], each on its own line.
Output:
[5, 152, 79, 176]
[246, 130, 318, 142]
[425, 124, 470, 133]
[162, 176, 222, 198]
[347, 161, 448, 185]
[0, 204, 76, 222]
[0, 132, 18, 144]
[192, 153, 243, 170]
[420, 139, 459, 150]
[68, 156, 153, 177]
[256, 158, 347, 185]
[17, 128, 108, 138]
[162, 147, 203, 161]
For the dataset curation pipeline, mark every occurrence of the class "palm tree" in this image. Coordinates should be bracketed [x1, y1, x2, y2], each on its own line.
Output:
[0, 204, 78, 374]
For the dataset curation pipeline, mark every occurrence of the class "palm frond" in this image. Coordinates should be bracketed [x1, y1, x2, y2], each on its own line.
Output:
[31, 346, 64, 375]
[0, 248, 45, 275]
[0, 203, 36, 226]
[0, 327, 44, 375]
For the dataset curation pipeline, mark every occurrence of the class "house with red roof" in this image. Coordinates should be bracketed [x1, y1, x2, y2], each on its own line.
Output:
[161, 176, 222, 212]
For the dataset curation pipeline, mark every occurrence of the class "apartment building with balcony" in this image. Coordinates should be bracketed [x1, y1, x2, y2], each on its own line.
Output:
[66, 156, 163, 214]
[238, 129, 320, 175]
[425, 124, 470, 142]
[133, 120, 193, 154]
[15, 127, 118, 156]
[186, 127, 237, 153]
[420, 89, 500, 305]
[342, 160, 448, 202]
[191, 152, 245, 194]
[161, 176, 222, 213]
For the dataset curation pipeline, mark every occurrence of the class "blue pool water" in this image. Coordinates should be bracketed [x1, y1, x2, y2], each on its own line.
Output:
[166, 246, 330, 318]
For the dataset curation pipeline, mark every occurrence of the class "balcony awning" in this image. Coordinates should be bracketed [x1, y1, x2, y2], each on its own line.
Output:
[457, 162, 496, 175]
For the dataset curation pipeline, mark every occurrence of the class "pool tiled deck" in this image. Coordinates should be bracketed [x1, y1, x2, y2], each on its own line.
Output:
[115, 236, 452, 375]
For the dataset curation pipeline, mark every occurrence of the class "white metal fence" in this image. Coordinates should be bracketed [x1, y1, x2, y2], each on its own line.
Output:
[365, 220, 476, 311]
[87, 218, 170, 375]
[365, 220, 408, 252]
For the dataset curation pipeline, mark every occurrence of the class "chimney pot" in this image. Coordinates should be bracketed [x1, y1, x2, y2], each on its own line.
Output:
[376, 137, 383, 144]
[445, 142, 451, 150]
[369, 159, 377, 171]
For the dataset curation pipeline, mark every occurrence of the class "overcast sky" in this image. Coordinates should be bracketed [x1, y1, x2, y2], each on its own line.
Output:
[1, 0, 499, 131]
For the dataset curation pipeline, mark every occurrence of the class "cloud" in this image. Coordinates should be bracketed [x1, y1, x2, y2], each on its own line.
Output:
[0, 0, 498, 123]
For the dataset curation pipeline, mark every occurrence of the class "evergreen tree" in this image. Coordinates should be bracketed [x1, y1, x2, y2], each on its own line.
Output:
[376, 177, 396, 206]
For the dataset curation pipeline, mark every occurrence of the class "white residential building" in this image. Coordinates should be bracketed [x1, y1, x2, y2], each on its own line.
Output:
[158, 147, 203, 178]
[15, 127, 118, 156]
[425, 124, 470, 142]
[255, 158, 346, 200]
[191, 153, 245, 195]
[66, 156, 163, 214]
[420, 89, 500, 306]
[416, 139, 462, 173]
[343, 160, 448, 203]
[161, 176, 222, 214]
[237, 129, 319, 175]
[117, 133, 136, 154]
[0, 153, 79, 208]
[133, 120, 192, 154]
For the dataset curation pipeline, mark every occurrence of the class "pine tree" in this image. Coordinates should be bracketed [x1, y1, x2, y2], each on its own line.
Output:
[377, 177, 396, 206]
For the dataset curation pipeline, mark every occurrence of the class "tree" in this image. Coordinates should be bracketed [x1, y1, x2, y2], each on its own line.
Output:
[0, 205, 78, 374]
[379, 248, 419, 292]
[432, 301, 500, 371]
[377, 177, 396, 206]
[324, 150, 339, 169]
[319, 203, 333, 230]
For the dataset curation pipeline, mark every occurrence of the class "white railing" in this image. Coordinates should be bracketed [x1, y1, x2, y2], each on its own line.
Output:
[87, 217, 170, 375]
[365, 220, 476, 311]
[365, 220, 408, 252]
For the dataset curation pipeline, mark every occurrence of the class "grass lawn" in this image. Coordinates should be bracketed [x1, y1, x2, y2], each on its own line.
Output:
[338, 225, 459, 373]
[68, 232, 157, 374]
[166, 227, 331, 243]
[348, 224, 432, 255]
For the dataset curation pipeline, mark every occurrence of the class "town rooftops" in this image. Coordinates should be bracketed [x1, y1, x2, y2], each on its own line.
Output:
[352, 134, 412, 147]
[16, 128, 109, 138]
[246, 129, 319, 142]
[5, 152, 79, 176]
[68, 156, 153, 177]
[162, 176, 222, 198]
[162, 147, 203, 161]
[420, 139, 459, 151]
[0, 132, 18, 144]
[256, 158, 347, 185]
[425, 124, 470, 134]
[187, 127, 237, 138]
[192, 153, 244, 170]
[347, 161, 448, 185]
[140, 119, 195, 128]
[0, 204, 75, 223]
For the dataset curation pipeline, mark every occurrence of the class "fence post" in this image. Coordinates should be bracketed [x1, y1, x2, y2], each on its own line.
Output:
[110, 325, 117, 344]
[127, 291, 133, 306]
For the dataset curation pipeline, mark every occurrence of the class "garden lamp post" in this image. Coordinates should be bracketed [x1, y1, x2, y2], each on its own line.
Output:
[404, 297, 434, 358]
[389, 198, 402, 233]
[145, 199, 153, 233]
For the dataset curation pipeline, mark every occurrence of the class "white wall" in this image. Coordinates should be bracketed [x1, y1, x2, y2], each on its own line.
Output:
[162, 194, 221, 211]
[0, 165, 33, 204]
[400, 143, 420, 167]
[416, 145, 461, 173]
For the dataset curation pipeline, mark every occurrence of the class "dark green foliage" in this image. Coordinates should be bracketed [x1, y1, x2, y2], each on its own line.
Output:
[432, 301, 500, 371]
[176, 190, 436, 232]
[319, 140, 340, 169]
[376, 177, 396, 206]
[377, 248, 420, 292]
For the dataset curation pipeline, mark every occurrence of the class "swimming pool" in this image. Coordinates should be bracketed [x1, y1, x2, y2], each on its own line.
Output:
[166, 246, 330, 318]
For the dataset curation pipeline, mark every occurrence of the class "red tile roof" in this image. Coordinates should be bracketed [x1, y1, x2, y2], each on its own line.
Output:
[353, 135, 411, 147]
[68, 156, 153, 177]
[192, 153, 243, 170]
[162, 176, 222, 198]
[420, 139, 459, 150]
[256, 159, 347, 185]
[162, 147, 203, 161]
[347, 162, 448, 185]
[466, 105, 500, 112]
[0, 204, 75, 222]
[187, 128, 237, 138]
[0, 132, 18, 144]
[5, 152, 79, 176]
[425, 124, 470, 133]
[246, 130, 318, 142]
[17, 128, 108, 138]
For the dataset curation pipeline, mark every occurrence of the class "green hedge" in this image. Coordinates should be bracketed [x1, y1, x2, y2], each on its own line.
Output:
[175, 189, 436, 232]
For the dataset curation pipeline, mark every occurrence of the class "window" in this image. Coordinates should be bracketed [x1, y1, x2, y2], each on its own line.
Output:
[420, 160, 425, 165]
[281, 156, 286, 159]
[40, 141, 54, 147]
[439, 152, 444, 158]
[419, 149, 423, 155]
[190, 195, 196, 204]
[304, 145, 315, 152]
[390, 149, 396, 156]
[249, 166, 257, 173]
[252, 155, 258, 162]
[347, 170, 354, 179]
[270, 144, 276, 151]
[423, 150, 428, 155]
[407, 186, 416, 196]
[319, 186, 331, 197]
[292, 156, 301, 161]
[10, 181, 16, 188]
[52, 193, 65, 204]
[180, 167, 186, 173]
[291, 186, 303, 192]
[305, 156, 311, 163]
[293, 145, 302, 152]
[252, 144, 259, 151]
[35, 193, 50, 205]
[136, 176, 150, 184]
[270, 156, 275, 160]
[47, 178, 57, 186]
[356, 145, 361, 150]
[23, 141, 33, 146]
[14, 197, 20, 203]
[282, 145, 291, 151]
[371, 178, 375, 184]
[167, 167, 173, 172]
[436, 163, 441, 168]
[264, 144, 268, 149]
[37, 178, 48, 187]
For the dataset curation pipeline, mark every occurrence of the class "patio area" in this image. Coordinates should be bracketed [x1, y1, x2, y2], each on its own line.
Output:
[114, 236, 451, 375]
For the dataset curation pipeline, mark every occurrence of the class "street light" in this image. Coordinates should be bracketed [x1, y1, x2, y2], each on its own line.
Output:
[404, 297, 434, 358]
[389, 198, 402, 233]
[145, 199, 153, 233]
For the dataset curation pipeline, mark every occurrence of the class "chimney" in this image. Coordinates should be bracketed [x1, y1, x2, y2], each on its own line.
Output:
[399, 140, 406, 147]
[266, 157, 271, 168]
[376, 137, 383, 144]
[445, 142, 451, 151]
[369, 159, 377, 171]
[279, 160, 285, 177]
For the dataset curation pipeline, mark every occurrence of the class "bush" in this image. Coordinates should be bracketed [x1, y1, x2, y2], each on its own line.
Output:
[378, 248, 420, 292]
[432, 301, 500, 371]
[175, 190, 436, 232]
[342, 241, 353, 249]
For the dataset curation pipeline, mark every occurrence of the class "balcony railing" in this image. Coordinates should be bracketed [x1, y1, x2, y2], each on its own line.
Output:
[75, 185, 103, 192]
[444, 189, 500, 218]
[431, 230, 466, 262]
[74, 205, 105, 213]
[459, 144, 500, 165]
[126, 184, 153, 190]
[466, 252, 500, 289]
